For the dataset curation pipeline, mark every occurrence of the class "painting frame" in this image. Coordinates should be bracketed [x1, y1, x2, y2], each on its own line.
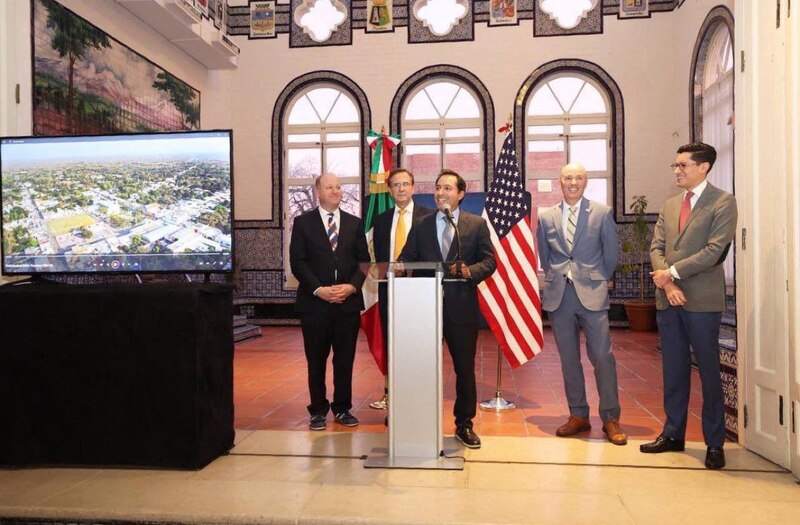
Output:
[488, 0, 519, 27]
[250, 0, 277, 39]
[365, 0, 394, 33]
[619, 0, 650, 19]
[31, 0, 201, 137]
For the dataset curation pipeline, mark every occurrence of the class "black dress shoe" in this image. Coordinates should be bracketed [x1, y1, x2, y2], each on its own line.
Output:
[455, 426, 481, 449]
[705, 447, 725, 469]
[639, 434, 686, 453]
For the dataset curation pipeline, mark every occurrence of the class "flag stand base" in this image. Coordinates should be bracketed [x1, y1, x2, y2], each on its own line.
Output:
[479, 346, 516, 411]
[480, 395, 516, 411]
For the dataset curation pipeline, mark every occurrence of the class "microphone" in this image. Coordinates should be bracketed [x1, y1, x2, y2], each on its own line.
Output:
[442, 203, 456, 226]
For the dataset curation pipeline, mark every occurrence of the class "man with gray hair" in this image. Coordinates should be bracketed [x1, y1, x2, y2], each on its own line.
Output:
[536, 163, 626, 445]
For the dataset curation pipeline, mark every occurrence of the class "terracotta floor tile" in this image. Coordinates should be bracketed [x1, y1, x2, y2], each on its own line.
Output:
[233, 327, 715, 443]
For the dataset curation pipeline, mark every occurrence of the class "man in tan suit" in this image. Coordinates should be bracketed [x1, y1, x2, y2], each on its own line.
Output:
[640, 143, 737, 470]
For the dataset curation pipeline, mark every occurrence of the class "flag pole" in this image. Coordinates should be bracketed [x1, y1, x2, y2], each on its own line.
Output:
[480, 113, 519, 412]
[480, 345, 516, 411]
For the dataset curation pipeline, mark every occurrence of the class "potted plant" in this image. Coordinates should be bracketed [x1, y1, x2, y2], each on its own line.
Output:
[619, 195, 657, 331]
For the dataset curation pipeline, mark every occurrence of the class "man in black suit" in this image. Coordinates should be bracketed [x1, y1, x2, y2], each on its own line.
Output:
[370, 168, 433, 411]
[289, 173, 371, 431]
[399, 169, 496, 448]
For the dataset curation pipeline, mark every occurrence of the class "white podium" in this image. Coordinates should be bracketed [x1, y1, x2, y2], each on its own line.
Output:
[364, 262, 464, 470]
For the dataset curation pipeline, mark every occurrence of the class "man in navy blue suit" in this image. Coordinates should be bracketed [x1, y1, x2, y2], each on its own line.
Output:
[289, 173, 371, 431]
[399, 169, 496, 449]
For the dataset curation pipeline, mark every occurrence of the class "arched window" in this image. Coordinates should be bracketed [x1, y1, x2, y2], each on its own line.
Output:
[401, 80, 484, 193]
[692, 8, 734, 286]
[280, 81, 366, 288]
[392, 66, 494, 193]
[524, 73, 612, 213]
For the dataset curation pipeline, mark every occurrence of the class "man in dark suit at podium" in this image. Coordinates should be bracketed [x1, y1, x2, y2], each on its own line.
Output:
[289, 173, 371, 431]
[399, 169, 496, 449]
[370, 168, 433, 411]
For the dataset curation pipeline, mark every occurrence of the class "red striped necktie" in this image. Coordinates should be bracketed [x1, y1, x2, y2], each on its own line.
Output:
[679, 191, 694, 232]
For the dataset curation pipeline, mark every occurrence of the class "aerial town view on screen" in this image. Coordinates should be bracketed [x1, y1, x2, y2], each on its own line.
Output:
[1, 133, 232, 273]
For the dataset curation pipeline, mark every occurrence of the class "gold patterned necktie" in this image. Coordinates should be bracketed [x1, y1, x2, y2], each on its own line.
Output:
[393, 208, 407, 261]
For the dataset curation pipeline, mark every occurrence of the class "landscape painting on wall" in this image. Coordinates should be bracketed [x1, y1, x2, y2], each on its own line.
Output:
[32, 0, 201, 136]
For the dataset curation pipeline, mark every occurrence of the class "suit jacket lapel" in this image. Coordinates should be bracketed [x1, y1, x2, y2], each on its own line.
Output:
[426, 214, 444, 261]
[551, 205, 567, 252]
[446, 213, 466, 260]
[676, 184, 715, 241]
[572, 198, 590, 248]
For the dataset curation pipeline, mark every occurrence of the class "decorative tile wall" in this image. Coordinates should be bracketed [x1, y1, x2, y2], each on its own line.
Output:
[228, 1, 683, 41]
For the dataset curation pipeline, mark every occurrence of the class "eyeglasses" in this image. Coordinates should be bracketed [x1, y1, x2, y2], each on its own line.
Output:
[391, 182, 412, 189]
[670, 162, 699, 170]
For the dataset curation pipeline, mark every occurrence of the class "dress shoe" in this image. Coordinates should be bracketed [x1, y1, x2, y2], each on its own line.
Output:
[455, 426, 481, 449]
[334, 410, 359, 427]
[639, 434, 685, 453]
[309, 414, 326, 431]
[556, 415, 591, 437]
[602, 419, 628, 446]
[705, 447, 725, 469]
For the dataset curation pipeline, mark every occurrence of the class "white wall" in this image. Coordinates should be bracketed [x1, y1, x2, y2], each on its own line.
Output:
[0, 0, 733, 279]
[227, 0, 731, 220]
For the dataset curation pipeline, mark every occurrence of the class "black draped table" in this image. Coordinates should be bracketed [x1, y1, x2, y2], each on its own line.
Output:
[0, 282, 235, 469]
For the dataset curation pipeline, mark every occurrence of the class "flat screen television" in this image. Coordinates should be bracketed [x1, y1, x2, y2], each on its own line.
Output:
[1, 130, 233, 275]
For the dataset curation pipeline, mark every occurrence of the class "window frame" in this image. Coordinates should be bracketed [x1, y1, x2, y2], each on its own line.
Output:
[691, 9, 736, 290]
[524, 73, 613, 208]
[391, 66, 495, 191]
[400, 78, 486, 190]
[513, 60, 627, 222]
[282, 83, 364, 290]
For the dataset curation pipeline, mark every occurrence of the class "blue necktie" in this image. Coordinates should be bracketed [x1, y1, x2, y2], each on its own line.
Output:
[327, 213, 338, 251]
[440, 216, 453, 260]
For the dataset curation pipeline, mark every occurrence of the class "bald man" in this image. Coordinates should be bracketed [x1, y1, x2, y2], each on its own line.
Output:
[536, 163, 626, 445]
[290, 173, 370, 431]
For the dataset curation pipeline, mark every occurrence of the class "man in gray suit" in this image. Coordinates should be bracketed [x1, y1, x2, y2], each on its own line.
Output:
[641, 142, 737, 470]
[537, 163, 626, 445]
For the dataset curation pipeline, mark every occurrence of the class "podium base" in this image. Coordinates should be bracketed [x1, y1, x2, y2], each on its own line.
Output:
[364, 438, 464, 470]
[480, 396, 516, 411]
[364, 448, 464, 470]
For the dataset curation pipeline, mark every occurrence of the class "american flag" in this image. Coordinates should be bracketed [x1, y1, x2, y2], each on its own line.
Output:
[478, 132, 543, 368]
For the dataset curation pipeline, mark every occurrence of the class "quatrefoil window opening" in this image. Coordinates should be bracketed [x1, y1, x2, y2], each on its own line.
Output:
[539, 0, 599, 30]
[294, 0, 348, 43]
[413, 0, 469, 37]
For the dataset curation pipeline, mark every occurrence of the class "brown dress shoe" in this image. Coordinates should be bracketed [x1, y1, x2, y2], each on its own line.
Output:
[602, 419, 628, 445]
[556, 415, 591, 437]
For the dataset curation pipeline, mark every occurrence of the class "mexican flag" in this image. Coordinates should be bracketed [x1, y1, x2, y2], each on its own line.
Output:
[360, 129, 400, 375]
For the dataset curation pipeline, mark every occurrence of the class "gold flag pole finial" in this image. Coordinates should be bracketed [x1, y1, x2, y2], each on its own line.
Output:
[498, 113, 513, 134]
